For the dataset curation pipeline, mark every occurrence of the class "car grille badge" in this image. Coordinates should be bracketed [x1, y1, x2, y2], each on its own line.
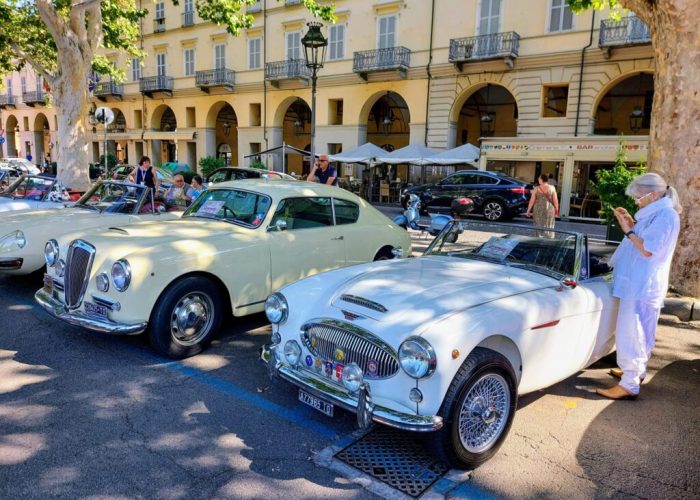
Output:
[342, 309, 363, 321]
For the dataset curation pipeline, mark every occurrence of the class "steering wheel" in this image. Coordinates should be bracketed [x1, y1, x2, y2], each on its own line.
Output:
[222, 205, 237, 219]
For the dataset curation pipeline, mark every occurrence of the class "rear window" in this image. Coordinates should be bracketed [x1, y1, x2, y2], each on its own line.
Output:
[270, 197, 333, 230]
[333, 198, 360, 225]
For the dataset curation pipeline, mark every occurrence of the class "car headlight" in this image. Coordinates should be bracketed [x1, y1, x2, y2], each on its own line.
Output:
[111, 259, 131, 292]
[265, 293, 288, 324]
[44, 239, 59, 267]
[96, 273, 110, 292]
[0, 230, 26, 250]
[341, 363, 364, 393]
[398, 337, 437, 379]
[283, 340, 301, 367]
[55, 259, 66, 278]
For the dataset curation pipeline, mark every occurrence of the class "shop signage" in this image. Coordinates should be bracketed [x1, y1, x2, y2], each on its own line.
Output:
[482, 142, 648, 152]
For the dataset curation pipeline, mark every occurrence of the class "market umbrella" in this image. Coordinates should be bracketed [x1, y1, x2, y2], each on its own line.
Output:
[374, 143, 438, 165]
[428, 143, 480, 166]
[328, 142, 387, 164]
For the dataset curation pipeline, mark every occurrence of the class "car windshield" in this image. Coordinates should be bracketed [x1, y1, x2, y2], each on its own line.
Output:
[183, 188, 272, 228]
[75, 182, 146, 214]
[0, 176, 55, 201]
[425, 220, 580, 278]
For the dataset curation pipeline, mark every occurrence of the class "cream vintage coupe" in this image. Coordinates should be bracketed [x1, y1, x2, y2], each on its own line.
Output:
[36, 180, 410, 359]
[0, 180, 178, 274]
[262, 220, 618, 469]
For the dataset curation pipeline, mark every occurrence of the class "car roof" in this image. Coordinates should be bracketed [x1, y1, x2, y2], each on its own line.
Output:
[210, 179, 357, 199]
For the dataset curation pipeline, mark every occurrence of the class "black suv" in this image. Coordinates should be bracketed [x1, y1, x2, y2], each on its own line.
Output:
[402, 170, 532, 221]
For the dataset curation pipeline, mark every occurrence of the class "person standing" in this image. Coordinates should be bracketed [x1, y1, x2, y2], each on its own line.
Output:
[306, 154, 338, 186]
[526, 174, 559, 235]
[129, 156, 159, 195]
[596, 173, 682, 400]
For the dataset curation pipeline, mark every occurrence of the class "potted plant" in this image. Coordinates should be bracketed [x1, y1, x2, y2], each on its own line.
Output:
[198, 156, 226, 178]
[591, 139, 646, 241]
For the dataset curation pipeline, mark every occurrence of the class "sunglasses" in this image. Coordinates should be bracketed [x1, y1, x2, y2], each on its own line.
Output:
[635, 192, 654, 203]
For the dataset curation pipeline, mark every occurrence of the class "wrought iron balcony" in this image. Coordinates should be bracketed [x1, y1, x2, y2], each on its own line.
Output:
[265, 59, 310, 87]
[248, 1, 261, 12]
[153, 17, 166, 32]
[449, 32, 520, 70]
[195, 68, 235, 92]
[352, 47, 410, 80]
[599, 16, 651, 49]
[285, 0, 300, 5]
[181, 10, 194, 26]
[93, 81, 123, 101]
[139, 75, 174, 97]
[0, 94, 16, 109]
[22, 90, 47, 106]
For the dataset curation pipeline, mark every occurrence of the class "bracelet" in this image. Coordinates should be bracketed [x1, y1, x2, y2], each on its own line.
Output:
[624, 230, 636, 238]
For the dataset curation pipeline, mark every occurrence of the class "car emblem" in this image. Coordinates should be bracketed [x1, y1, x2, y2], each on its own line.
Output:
[334, 348, 345, 362]
[314, 358, 323, 372]
[305, 355, 313, 367]
[342, 310, 362, 321]
[310, 335, 317, 348]
[324, 361, 334, 378]
[335, 363, 344, 380]
[367, 359, 379, 377]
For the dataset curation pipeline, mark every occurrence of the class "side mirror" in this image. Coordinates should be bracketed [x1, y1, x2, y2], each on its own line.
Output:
[268, 219, 287, 232]
[558, 276, 578, 291]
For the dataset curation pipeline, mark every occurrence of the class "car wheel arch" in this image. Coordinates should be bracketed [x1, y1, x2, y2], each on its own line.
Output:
[475, 335, 523, 385]
[156, 271, 233, 319]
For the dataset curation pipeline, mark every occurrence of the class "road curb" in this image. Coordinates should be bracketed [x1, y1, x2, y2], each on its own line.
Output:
[663, 297, 700, 322]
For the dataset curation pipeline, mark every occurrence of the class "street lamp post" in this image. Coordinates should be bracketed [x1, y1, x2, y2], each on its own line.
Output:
[301, 22, 327, 173]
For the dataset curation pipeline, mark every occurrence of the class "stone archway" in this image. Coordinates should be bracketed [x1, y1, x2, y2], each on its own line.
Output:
[3, 115, 20, 157]
[451, 83, 518, 146]
[593, 72, 654, 136]
[31, 113, 50, 167]
[280, 97, 312, 176]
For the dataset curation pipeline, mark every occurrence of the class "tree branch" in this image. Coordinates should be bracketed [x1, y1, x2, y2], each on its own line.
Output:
[8, 41, 56, 85]
[35, 0, 67, 43]
[70, 5, 89, 48]
[86, 2, 103, 54]
[618, 0, 655, 25]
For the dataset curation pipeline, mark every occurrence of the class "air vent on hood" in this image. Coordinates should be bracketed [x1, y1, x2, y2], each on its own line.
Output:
[107, 227, 129, 234]
[340, 294, 387, 313]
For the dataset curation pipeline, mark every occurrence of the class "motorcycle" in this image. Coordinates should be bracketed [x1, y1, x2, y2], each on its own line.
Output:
[393, 193, 456, 236]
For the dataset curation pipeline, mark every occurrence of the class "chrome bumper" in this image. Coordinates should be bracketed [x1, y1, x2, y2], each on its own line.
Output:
[260, 344, 443, 432]
[35, 288, 147, 336]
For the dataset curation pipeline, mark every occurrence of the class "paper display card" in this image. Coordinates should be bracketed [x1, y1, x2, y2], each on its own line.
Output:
[197, 200, 225, 216]
[478, 236, 519, 260]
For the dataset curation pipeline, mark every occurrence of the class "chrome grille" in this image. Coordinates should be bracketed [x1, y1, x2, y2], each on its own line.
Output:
[340, 294, 387, 313]
[64, 240, 95, 310]
[301, 320, 398, 379]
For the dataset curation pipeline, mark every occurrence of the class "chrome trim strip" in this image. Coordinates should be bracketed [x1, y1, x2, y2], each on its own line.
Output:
[261, 345, 442, 432]
[64, 240, 95, 310]
[35, 288, 146, 336]
[91, 293, 121, 312]
[53, 278, 64, 292]
[340, 294, 388, 313]
[0, 257, 23, 270]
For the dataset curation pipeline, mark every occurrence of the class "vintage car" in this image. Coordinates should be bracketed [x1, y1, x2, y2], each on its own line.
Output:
[261, 220, 618, 469]
[0, 180, 178, 274]
[0, 175, 71, 213]
[36, 180, 411, 359]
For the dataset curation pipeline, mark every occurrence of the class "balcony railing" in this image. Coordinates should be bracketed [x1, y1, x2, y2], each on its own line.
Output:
[139, 75, 174, 96]
[449, 32, 520, 69]
[181, 10, 194, 26]
[93, 81, 123, 100]
[153, 17, 166, 32]
[248, 2, 261, 12]
[22, 90, 47, 106]
[353, 47, 410, 80]
[265, 59, 310, 85]
[285, 0, 300, 5]
[195, 68, 235, 91]
[0, 94, 16, 108]
[599, 16, 651, 48]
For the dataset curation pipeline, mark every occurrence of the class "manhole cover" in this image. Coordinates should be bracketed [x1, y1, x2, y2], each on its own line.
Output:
[335, 426, 449, 498]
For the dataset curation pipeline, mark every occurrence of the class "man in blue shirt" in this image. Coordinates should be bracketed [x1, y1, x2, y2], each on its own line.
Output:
[307, 154, 338, 186]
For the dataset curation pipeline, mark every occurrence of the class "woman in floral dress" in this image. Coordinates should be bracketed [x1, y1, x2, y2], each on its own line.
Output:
[526, 174, 559, 236]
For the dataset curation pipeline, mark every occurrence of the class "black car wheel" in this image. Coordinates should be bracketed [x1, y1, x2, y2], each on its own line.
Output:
[428, 347, 518, 470]
[482, 200, 506, 221]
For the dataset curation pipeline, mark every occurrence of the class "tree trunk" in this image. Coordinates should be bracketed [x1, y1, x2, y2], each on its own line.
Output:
[628, 0, 700, 298]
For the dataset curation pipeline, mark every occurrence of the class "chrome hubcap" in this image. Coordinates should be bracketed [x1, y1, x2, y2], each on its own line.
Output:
[170, 292, 215, 346]
[458, 373, 510, 453]
[484, 203, 502, 220]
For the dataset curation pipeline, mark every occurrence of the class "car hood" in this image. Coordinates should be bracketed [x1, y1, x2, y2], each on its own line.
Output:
[0, 207, 110, 232]
[0, 197, 46, 213]
[329, 256, 555, 324]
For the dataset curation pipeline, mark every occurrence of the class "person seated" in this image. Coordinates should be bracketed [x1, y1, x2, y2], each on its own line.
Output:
[164, 174, 194, 208]
[190, 175, 205, 202]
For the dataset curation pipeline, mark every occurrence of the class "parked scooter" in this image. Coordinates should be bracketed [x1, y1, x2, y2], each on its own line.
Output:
[393, 193, 460, 236]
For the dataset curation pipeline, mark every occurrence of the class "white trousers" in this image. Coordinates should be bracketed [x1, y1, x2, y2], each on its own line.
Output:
[616, 298, 661, 395]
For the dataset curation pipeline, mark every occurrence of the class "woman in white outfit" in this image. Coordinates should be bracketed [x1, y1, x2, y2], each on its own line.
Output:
[596, 173, 682, 400]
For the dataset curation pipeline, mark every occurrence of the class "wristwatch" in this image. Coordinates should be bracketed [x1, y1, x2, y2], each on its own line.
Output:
[624, 230, 636, 238]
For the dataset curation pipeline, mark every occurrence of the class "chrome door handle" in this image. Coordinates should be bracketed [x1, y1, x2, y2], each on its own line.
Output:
[331, 236, 344, 240]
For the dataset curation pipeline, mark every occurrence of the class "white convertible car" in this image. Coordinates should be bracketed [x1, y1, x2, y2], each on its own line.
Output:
[0, 175, 71, 213]
[0, 180, 178, 274]
[262, 220, 618, 469]
[36, 180, 411, 359]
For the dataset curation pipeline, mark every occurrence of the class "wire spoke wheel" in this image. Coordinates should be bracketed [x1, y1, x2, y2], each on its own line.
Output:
[457, 372, 511, 454]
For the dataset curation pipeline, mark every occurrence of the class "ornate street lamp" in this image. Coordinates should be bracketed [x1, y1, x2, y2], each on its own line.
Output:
[223, 121, 231, 136]
[629, 106, 644, 134]
[301, 22, 327, 168]
[480, 113, 495, 137]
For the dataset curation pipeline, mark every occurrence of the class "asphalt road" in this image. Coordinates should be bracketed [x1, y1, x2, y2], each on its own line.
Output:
[1, 250, 699, 499]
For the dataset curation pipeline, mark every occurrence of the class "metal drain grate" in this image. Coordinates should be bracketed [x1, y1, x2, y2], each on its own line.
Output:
[335, 426, 449, 498]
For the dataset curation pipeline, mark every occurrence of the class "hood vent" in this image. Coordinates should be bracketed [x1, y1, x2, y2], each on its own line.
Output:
[107, 227, 129, 234]
[340, 294, 388, 313]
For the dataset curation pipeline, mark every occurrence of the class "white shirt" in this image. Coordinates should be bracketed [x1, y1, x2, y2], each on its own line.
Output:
[610, 196, 680, 308]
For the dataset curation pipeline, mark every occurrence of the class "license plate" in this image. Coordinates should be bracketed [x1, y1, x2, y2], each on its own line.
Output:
[84, 301, 109, 319]
[299, 389, 334, 417]
[43, 274, 52, 293]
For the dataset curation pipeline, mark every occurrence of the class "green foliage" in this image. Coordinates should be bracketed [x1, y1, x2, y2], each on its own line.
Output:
[566, 1, 627, 20]
[591, 140, 646, 225]
[198, 156, 226, 177]
[249, 160, 267, 170]
[98, 153, 118, 171]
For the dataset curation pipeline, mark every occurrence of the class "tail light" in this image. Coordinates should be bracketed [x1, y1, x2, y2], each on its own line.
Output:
[510, 186, 529, 195]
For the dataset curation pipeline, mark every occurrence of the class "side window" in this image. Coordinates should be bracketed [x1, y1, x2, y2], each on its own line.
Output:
[478, 175, 499, 185]
[461, 174, 480, 184]
[333, 198, 360, 225]
[209, 170, 227, 183]
[443, 175, 464, 185]
[271, 197, 333, 230]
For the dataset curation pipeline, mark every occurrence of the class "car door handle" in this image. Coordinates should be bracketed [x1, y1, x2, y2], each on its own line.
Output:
[331, 236, 344, 240]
